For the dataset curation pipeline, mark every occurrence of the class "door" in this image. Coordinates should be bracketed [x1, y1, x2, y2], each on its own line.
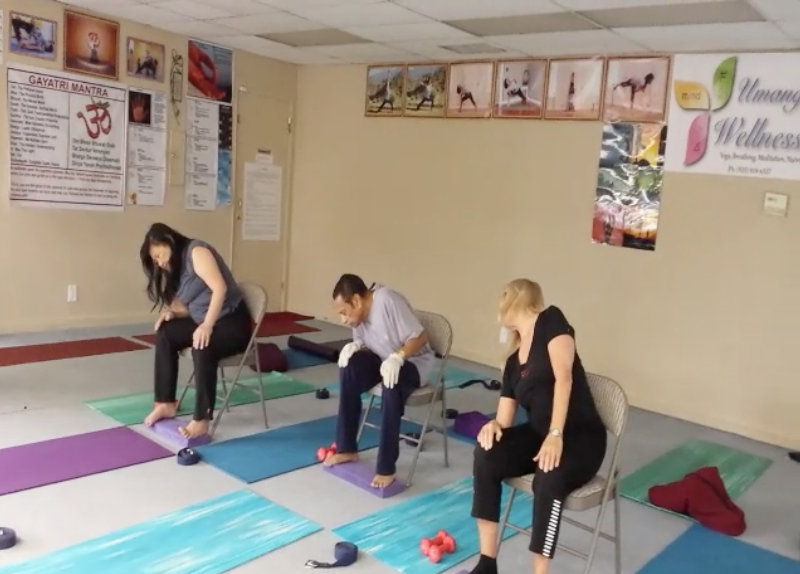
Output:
[230, 89, 293, 311]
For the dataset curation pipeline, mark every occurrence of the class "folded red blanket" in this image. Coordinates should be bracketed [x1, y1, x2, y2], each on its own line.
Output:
[648, 465, 746, 536]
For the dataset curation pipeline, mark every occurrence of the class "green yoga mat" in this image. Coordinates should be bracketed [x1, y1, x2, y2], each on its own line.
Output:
[85, 373, 316, 425]
[619, 439, 773, 517]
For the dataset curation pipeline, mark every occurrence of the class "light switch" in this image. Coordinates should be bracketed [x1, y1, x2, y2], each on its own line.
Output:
[763, 192, 789, 217]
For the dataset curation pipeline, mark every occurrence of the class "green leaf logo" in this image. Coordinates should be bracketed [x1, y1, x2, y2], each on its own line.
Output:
[711, 56, 736, 111]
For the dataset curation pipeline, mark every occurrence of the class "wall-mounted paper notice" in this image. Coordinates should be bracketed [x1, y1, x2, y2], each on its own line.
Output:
[242, 162, 282, 241]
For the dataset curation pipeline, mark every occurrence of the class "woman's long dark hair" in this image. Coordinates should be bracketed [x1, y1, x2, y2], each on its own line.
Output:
[140, 223, 191, 310]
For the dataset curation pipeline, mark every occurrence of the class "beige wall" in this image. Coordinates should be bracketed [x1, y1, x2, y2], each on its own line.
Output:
[288, 64, 800, 449]
[0, 0, 297, 332]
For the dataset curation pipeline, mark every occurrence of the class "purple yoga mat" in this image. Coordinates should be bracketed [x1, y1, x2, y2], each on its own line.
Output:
[0, 426, 172, 496]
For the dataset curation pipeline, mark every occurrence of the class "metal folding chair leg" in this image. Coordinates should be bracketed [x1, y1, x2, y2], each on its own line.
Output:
[177, 371, 194, 410]
[356, 394, 374, 443]
[613, 486, 622, 574]
[497, 486, 517, 549]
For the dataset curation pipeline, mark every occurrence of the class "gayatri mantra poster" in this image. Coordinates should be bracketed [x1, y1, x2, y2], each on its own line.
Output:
[6, 64, 128, 210]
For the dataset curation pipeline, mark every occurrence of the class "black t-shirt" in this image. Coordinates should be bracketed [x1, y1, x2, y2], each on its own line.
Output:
[500, 306, 604, 436]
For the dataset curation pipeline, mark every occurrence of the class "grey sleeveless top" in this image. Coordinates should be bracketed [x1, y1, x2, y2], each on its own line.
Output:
[175, 239, 243, 324]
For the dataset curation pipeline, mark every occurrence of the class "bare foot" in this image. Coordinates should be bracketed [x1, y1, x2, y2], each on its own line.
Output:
[179, 419, 209, 439]
[144, 402, 177, 426]
[371, 473, 396, 489]
[323, 452, 358, 467]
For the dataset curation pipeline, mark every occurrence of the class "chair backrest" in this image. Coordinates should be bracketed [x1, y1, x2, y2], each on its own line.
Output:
[239, 282, 268, 326]
[414, 310, 453, 359]
[586, 372, 628, 438]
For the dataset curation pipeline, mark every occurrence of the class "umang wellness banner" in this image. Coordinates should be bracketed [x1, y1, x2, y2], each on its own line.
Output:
[665, 52, 800, 181]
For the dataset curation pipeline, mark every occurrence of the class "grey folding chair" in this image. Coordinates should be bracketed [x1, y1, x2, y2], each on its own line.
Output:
[496, 372, 629, 574]
[356, 310, 454, 487]
[177, 282, 269, 437]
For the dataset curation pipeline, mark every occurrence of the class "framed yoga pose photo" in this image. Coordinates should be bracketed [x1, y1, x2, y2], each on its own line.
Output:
[493, 59, 547, 119]
[544, 57, 605, 121]
[446, 62, 494, 119]
[364, 65, 405, 117]
[603, 56, 671, 123]
[403, 63, 448, 118]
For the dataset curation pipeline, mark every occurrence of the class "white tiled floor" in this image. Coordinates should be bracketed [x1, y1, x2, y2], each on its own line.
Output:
[0, 319, 796, 574]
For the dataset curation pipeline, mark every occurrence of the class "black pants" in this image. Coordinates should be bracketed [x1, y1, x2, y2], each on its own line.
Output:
[154, 302, 252, 420]
[472, 424, 606, 558]
[336, 350, 420, 475]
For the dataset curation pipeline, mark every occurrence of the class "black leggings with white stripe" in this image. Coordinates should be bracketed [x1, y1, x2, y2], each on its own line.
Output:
[471, 424, 606, 557]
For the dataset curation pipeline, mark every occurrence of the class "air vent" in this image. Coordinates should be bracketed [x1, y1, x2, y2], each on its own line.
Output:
[440, 43, 507, 55]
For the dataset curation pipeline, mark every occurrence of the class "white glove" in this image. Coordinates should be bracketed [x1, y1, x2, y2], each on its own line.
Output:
[380, 353, 404, 389]
[338, 342, 362, 368]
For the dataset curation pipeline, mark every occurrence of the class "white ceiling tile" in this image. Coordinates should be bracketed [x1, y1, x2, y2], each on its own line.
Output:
[343, 21, 475, 43]
[150, 0, 234, 19]
[747, 0, 800, 21]
[392, 0, 564, 20]
[301, 42, 414, 60]
[61, 0, 134, 8]
[189, 0, 278, 16]
[487, 29, 649, 57]
[559, 0, 737, 8]
[91, 4, 192, 25]
[389, 38, 526, 61]
[213, 34, 340, 63]
[212, 34, 287, 51]
[285, 3, 430, 27]
[776, 21, 800, 38]
[258, 0, 382, 8]
[211, 14, 289, 34]
[159, 20, 240, 36]
[218, 11, 323, 33]
[613, 22, 796, 52]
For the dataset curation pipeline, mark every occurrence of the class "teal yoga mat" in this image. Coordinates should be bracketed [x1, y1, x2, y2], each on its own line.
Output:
[196, 410, 423, 483]
[84, 372, 316, 426]
[0, 489, 321, 574]
[619, 439, 773, 517]
[332, 476, 532, 574]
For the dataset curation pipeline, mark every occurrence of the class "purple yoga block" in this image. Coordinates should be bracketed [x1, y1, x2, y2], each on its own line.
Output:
[323, 461, 406, 498]
[453, 411, 490, 439]
[149, 418, 211, 448]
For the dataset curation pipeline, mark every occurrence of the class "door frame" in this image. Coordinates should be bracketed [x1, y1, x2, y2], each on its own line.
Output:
[229, 85, 296, 311]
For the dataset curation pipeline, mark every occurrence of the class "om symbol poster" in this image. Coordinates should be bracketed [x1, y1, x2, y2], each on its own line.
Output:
[6, 63, 127, 209]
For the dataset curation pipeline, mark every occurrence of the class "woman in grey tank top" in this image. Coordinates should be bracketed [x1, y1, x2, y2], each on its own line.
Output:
[139, 223, 251, 439]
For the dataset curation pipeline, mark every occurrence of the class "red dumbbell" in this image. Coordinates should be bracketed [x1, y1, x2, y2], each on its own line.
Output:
[316, 442, 339, 462]
[440, 534, 456, 553]
[419, 537, 443, 563]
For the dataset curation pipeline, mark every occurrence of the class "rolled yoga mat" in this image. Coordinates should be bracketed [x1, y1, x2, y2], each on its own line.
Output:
[287, 336, 352, 362]
[619, 439, 773, 518]
[332, 476, 533, 574]
[0, 489, 322, 574]
[0, 427, 172, 496]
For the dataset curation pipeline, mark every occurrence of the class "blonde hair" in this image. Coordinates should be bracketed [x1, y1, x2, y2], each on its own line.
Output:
[499, 279, 545, 363]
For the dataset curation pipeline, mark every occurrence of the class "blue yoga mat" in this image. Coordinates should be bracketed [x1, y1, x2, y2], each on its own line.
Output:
[635, 524, 799, 574]
[196, 411, 422, 483]
[332, 476, 532, 574]
[284, 348, 331, 370]
[0, 490, 320, 574]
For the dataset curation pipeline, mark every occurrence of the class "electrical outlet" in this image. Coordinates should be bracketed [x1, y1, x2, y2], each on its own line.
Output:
[67, 284, 78, 303]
